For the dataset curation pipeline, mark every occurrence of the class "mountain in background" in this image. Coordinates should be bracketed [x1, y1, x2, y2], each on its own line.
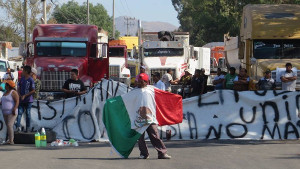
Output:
[115, 16, 178, 36]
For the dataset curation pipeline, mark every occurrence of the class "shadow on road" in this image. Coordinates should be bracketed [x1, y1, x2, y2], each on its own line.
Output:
[274, 154, 300, 159]
[162, 139, 300, 148]
[57, 157, 156, 160]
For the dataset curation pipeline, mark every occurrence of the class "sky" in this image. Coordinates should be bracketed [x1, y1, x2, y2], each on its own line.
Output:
[58, 0, 180, 27]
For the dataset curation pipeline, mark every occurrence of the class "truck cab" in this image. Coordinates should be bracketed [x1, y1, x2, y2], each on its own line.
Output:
[141, 32, 191, 84]
[239, 4, 300, 89]
[25, 24, 109, 99]
[108, 40, 131, 86]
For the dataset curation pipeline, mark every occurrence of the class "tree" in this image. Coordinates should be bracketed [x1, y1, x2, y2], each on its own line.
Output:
[0, 0, 52, 43]
[51, 0, 119, 38]
[172, 0, 300, 46]
[0, 25, 22, 46]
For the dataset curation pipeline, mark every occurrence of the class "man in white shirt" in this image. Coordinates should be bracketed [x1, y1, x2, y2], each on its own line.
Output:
[3, 68, 14, 80]
[280, 63, 297, 91]
[152, 72, 165, 90]
[161, 69, 178, 92]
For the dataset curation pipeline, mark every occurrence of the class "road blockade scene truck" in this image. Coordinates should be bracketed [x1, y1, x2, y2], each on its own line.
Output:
[237, 4, 300, 90]
[0, 41, 18, 83]
[141, 31, 191, 82]
[141, 31, 214, 92]
[108, 40, 131, 86]
[119, 36, 140, 85]
[24, 24, 109, 99]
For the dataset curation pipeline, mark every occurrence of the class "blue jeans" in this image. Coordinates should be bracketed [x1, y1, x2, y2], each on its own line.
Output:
[16, 102, 32, 128]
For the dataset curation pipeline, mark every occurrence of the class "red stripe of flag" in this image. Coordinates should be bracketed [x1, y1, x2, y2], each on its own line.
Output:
[154, 88, 183, 126]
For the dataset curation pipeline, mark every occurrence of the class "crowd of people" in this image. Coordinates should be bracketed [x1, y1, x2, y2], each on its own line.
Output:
[136, 62, 297, 98]
[0, 63, 297, 146]
[0, 66, 86, 145]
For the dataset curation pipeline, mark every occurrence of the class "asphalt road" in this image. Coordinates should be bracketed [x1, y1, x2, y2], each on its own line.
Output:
[0, 140, 299, 169]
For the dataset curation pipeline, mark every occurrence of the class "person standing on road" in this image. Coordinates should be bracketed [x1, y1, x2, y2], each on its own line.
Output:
[16, 65, 35, 132]
[199, 68, 208, 94]
[190, 69, 203, 96]
[256, 69, 275, 90]
[18, 66, 23, 82]
[223, 67, 237, 90]
[62, 69, 87, 98]
[3, 68, 14, 81]
[280, 63, 297, 91]
[213, 68, 225, 90]
[233, 68, 250, 91]
[161, 68, 178, 92]
[152, 72, 165, 90]
[137, 73, 171, 159]
[31, 68, 41, 100]
[135, 65, 149, 86]
[1, 80, 19, 144]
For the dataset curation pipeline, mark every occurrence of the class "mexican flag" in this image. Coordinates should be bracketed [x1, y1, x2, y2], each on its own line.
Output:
[103, 86, 183, 158]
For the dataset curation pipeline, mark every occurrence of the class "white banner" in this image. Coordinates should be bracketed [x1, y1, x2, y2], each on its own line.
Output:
[0, 80, 299, 141]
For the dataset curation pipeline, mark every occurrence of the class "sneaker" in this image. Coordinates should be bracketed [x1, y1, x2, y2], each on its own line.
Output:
[158, 154, 172, 159]
[139, 155, 149, 159]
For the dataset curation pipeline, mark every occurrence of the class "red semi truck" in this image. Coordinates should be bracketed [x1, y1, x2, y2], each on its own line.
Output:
[25, 24, 109, 99]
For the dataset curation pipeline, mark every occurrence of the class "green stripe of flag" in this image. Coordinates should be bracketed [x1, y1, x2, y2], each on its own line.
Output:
[103, 96, 142, 158]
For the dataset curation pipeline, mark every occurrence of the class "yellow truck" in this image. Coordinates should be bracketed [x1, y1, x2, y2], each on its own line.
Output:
[238, 4, 300, 89]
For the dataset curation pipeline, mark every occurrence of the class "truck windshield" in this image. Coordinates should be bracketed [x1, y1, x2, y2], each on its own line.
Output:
[36, 42, 87, 57]
[0, 61, 7, 72]
[109, 47, 124, 57]
[144, 48, 184, 57]
[253, 40, 300, 59]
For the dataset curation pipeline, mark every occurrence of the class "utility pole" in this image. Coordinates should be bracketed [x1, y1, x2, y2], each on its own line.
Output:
[24, 0, 28, 43]
[138, 19, 142, 63]
[87, 0, 90, 24]
[112, 0, 115, 39]
[124, 17, 135, 36]
[42, 0, 47, 24]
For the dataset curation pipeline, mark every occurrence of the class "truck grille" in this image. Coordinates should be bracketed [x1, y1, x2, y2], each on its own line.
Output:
[271, 70, 300, 89]
[41, 71, 70, 91]
[150, 68, 176, 84]
[109, 66, 120, 81]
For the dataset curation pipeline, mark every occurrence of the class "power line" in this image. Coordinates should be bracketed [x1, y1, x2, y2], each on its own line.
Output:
[51, 0, 85, 24]
[124, 17, 135, 36]
[118, 0, 129, 16]
[124, 0, 133, 17]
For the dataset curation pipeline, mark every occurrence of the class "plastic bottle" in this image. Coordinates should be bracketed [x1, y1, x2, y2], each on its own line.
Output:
[35, 131, 40, 147]
[40, 128, 47, 147]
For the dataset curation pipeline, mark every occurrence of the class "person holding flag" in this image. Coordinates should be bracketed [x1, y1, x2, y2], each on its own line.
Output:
[136, 73, 171, 159]
[103, 73, 182, 159]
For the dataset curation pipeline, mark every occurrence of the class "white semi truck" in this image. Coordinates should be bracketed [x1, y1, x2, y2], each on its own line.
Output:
[141, 31, 211, 91]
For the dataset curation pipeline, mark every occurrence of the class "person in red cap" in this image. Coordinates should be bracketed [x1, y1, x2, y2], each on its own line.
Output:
[135, 65, 149, 87]
[136, 73, 171, 159]
[1, 80, 19, 144]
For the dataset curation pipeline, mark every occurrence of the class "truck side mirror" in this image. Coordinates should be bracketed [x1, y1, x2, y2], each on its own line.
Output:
[100, 44, 108, 58]
[90, 44, 97, 58]
[19, 42, 26, 57]
[27, 42, 34, 57]
[194, 50, 198, 60]
[190, 46, 194, 59]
